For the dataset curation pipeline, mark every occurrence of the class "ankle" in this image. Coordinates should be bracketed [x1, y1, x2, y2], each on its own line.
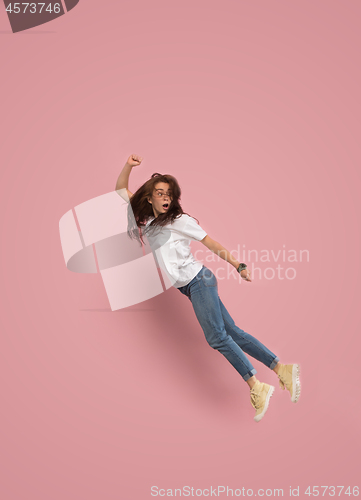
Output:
[273, 362, 282, 375]
[247, 376, 257, 389]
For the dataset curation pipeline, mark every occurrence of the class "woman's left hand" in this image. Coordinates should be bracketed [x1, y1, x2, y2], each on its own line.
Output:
[240, 269, 252, 282]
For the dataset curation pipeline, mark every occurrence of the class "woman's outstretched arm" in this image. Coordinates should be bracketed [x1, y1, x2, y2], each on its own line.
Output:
[201, 235, 251, 281]
[115, 154, 143, 201]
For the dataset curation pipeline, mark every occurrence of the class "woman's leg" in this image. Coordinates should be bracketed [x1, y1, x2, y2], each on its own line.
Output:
[179, 267, 277, 421]
[186, 267, 257, 382]
[216, 295, 301, 402]
[217, 295, 280, 371]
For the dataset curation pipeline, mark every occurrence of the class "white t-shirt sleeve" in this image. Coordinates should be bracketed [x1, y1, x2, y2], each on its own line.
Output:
[182, 216, 207, 241]
[115, 188, 130, 203]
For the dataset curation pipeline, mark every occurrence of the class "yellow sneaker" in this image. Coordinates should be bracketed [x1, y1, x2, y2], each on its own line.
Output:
[250, 380, 275, 422]
[277, 363, 301, 403]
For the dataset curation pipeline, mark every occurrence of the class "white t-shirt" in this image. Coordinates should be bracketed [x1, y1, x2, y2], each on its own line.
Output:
[144, 214, 207, 288]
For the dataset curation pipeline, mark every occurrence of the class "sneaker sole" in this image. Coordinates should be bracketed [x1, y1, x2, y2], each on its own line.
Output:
[254, 385, 275, 422]
[291, 364, 301, 403]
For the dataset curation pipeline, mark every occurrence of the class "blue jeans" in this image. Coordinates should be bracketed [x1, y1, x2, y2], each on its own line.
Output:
[177, 265, 279, 381]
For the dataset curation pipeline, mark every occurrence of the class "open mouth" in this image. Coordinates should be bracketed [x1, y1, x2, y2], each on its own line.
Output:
[162, 203, 169, 209]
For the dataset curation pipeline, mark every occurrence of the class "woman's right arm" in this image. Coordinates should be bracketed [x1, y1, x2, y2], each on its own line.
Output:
[115, 154, 143, 202]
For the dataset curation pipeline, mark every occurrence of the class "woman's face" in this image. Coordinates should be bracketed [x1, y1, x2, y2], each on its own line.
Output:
[148, 182, 173, 218]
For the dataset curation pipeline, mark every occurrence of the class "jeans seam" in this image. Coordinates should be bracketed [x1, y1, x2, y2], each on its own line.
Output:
[201, 270, 217, 287]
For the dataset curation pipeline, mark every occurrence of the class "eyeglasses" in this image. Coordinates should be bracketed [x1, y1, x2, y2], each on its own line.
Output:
[154, 190, 173, 199]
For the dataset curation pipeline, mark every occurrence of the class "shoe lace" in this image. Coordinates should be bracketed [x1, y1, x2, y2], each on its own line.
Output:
[250, 389, 261, 409]
[278, 372, 291, 391]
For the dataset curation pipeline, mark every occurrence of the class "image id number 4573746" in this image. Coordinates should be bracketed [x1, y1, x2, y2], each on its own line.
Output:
[302, 486, 359, 496]
[5, 3, 62, 14]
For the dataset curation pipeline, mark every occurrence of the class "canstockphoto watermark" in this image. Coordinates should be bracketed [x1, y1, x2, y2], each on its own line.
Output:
[193, 244, 310, 281]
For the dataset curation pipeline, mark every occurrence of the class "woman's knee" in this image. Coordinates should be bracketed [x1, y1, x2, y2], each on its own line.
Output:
[205, 330, 232, 350]
[224, 320, 247, 337]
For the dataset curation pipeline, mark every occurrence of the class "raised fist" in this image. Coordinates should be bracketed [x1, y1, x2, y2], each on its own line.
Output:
[127, 154, 143, 167]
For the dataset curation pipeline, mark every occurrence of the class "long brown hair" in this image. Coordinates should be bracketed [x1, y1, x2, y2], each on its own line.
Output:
[127, 173, 200, 246]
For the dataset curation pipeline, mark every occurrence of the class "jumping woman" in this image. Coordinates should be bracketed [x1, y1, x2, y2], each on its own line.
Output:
[115, 154, 301, 422]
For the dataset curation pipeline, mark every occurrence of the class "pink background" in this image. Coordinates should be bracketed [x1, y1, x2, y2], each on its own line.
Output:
[1, 1, 360, 498]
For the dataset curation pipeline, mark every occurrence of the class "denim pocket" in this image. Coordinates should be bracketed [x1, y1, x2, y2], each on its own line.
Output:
[201, 268, 217, 287]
